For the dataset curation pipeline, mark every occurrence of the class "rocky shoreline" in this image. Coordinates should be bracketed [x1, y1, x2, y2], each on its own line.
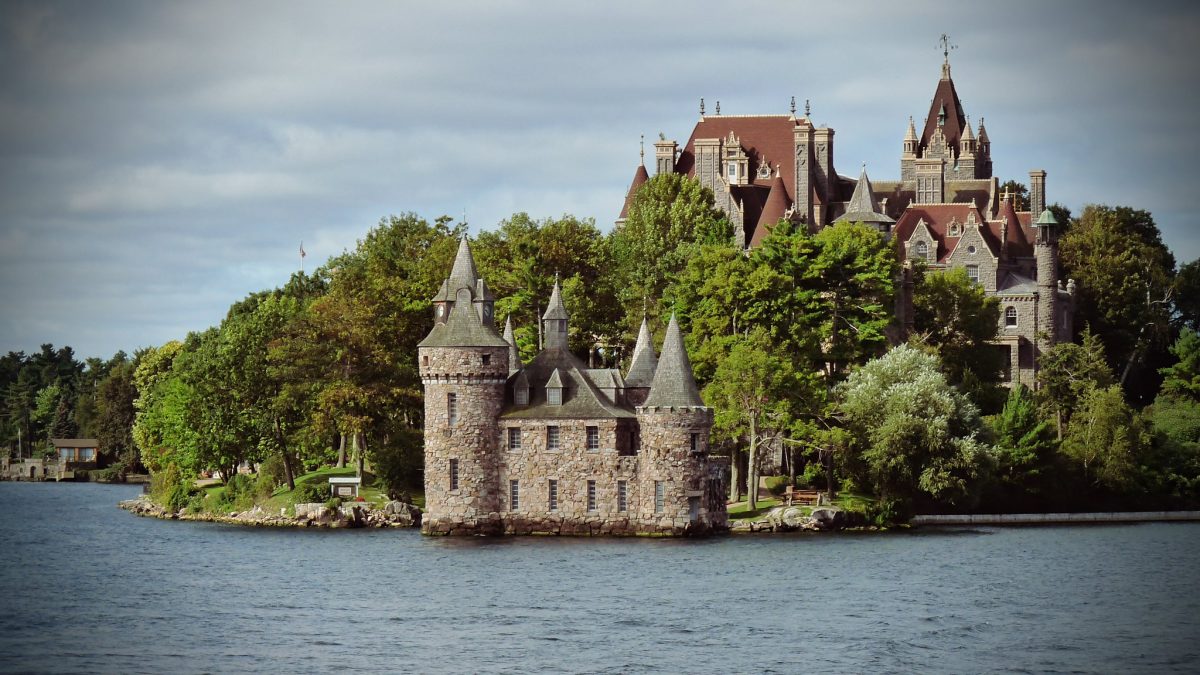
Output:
[728, 505, 865, 533]
[118, 495, 422, 528]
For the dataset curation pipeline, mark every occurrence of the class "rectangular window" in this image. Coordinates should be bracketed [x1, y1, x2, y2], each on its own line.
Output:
[482, 354, 490, 366]
[449, 458, 459, 491]
[617, 480, 628, 512]
[510, 479, 519, 511]
[966, 265, 980, 284]
[728, 163, 737, 180]
[586, 426, 599, 451]
[690, 433, 699, 453]
[508, 427, 521, 451]
[515, 387, 529, 405]
[548, 479, 558, 511]
[547, 426, 560, 451]
[586, 480, 597, 512]
[654, 481, 665, 513]
[547, 387, 562, 405]
[447, 392, 458, 426]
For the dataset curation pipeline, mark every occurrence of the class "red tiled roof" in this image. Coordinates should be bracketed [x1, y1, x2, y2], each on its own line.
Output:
[985, 198, 1036, 258]
[920, 75, 968, 154]
[618, 164, 650, 220]
[894, 203, 988, 261]
[675, 115, 800, 204]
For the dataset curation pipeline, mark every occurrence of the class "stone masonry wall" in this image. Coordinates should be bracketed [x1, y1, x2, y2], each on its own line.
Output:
[635, 407, 722, 535]
[420, 345, 509, 535]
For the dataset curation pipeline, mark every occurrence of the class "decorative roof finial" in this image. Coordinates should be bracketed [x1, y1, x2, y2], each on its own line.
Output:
[939, 33, 957, 79]
[790, 96, 796, 115]
[699, 97, 705, 116]
[804, 99, 811, 117]
[715, 100, 720, 115]
[639, 134, 644, 164]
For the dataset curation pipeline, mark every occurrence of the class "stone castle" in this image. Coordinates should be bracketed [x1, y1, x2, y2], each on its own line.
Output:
[620, 50, 1075, 386]
[418, 238, 728, 536]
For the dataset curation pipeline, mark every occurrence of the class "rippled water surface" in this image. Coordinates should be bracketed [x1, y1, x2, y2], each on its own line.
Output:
[1, 483, 1198, 674]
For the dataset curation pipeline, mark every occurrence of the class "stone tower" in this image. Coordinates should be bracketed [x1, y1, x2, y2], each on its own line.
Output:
[419, 237, 511, 535]
[1034, 209, 1060, 358]
[636, 314, 719, 533]
[624, 316, 658, 407]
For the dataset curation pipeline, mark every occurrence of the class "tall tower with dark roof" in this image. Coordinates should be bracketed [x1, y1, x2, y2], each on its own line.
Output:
[636, 315, 719, 529]
[901, 51, 991, 185]
[419, 237, 511, 535]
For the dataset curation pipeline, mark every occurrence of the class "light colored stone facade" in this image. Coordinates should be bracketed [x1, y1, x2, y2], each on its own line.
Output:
[419, 239, 728, 536]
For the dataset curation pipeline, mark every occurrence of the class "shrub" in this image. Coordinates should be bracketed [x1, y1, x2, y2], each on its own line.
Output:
[764, 475, 792, 496]
[293, 480, 326, 504]
[256, 455, 287, 497]
[151, 463, 187, 510]
[325, 497, 344, 511]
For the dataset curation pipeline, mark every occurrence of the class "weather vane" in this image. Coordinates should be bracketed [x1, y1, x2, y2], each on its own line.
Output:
[939, 33, 957, 62]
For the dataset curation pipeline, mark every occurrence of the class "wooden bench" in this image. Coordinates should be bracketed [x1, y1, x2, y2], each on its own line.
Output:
[783, 486, 822, 506]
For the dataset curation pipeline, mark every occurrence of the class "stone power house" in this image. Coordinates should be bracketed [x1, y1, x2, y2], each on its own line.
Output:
[418, 239, 729, 536]
[621, 50, 1075, 387]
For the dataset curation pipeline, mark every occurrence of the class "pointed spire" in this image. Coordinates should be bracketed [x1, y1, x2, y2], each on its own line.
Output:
[977, 117, 990, 144]
[961, 116, 976, 142]
[618, 163, 651, 221]
[643, 314, 704, 408]
[542, 276, 568, 321]
[751, 175, 792, 247]
[624, 316, 659, 389]
[503, 316, 522, 375]
[836, 165, 894, 228]
[905, 116, 918, 142]
[447, 236, 479, 294]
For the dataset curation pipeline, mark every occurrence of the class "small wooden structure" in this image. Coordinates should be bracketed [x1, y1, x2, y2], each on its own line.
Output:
[329, 476, 361, 498]
[784, 485, 822, 506]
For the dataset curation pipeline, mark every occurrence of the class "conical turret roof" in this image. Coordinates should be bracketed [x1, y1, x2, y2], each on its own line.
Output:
[904, 116, 918, 142]
[447, 236, 479, 295]
[624, 316, 658, 388]
[503, 316, 522, 374]
[542, 278, 569, 320]
[836, 166, 894, 225]
[418, 288, 509, 348]
[643, 314, 705, 408]
[618, 164, 650, 221]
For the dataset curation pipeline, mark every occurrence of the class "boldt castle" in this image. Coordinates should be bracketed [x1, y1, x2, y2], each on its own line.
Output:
[619, 50, 1075, 386]
[418, 238, 728, 536]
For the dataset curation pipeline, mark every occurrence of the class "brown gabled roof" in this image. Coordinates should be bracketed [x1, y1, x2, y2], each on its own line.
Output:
[893, 203, 988, 262]
[920, 71, 968, 155]
[51, 438, 99, 448]
[618, 164, 650, 221]
[675, 115, 799, 204]
[985, 198, 1036, 258]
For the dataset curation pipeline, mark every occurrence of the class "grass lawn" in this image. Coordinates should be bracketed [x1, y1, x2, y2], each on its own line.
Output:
[727, 497, 781, 520]
[185, 466, 425, 515]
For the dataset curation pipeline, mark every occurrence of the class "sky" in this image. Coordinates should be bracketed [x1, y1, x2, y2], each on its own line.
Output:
[2, 0, 1198, 360]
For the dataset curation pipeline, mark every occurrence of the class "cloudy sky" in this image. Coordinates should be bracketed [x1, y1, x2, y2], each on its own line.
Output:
[2, 1, 1197, 360]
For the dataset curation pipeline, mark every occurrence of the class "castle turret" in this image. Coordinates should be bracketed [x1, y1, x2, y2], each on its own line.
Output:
[836, 165, 895, 234]
[419, 237, 511, 536]
[901, 117, 918, 182]
[624, 316, 658, 407]
[542, 278, 569, 351]
[503, 316, 522, 376]
[637, 315, 720, 534]
[1034, 209, 1060, 360]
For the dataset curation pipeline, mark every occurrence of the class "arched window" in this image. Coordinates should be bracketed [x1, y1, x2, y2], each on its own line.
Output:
[1005, 306, 1018, 328]
[914, 240, 929, 260]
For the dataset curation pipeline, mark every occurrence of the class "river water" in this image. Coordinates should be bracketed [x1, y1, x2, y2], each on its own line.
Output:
[0, 483, 1197, 674]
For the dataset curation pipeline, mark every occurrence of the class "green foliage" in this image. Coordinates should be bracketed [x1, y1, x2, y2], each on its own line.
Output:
[763, 475, 792, 496]
[151, 463, 190, 513]
[1060, 205, 1176, 397]
[1159, 329, 1200, 402]
[1061, 385, 1147, 490]
[998, 181, 1029, 210]
[256, 454, 288, 498]
[367, 426, 422, 500]
[911, 265, 1003, 393]
[293, 480, 326, 504]
[838, 345, 993, 514]
[986, 385, 1059, 507]
[1174, 259, 1200, 332]
[1037, 327, 1115, 433]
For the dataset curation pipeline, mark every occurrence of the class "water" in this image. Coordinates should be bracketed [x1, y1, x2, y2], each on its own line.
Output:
[1, 483, 1198, 674]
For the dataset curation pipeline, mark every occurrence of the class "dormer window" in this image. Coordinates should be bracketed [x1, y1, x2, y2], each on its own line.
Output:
[938, 104, 946, 127]
[515, 386, 529, 406]
[949, 222, 961, 237]
[547, 387, 562, 406]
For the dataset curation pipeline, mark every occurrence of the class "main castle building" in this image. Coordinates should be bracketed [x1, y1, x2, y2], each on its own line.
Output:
[418, 238, 728, 536]
[621, 51, 1075, 386]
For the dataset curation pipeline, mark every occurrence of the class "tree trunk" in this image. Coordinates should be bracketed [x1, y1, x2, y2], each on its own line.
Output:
[274, 417, 296, 492]
[336, 433, 346, 468]
[788, 444, 797, 490]
[729, 447, 741, 503]
[748, 413, 759, 511]
[355, 432, 365, 478]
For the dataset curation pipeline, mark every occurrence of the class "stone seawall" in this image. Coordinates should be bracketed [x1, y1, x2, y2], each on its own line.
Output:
[912, 512, 1200, 525]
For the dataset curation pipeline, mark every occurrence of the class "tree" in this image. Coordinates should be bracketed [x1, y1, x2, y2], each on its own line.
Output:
[704, 330, 801, 509]
[838, 345, 992, 519]
[610, 174, 732, 325]
[1061, 385, 1146, 491]
[998, 180, 1029, 210]
[1059, 205, 1176, 399]
[96, 359, 138, 470]
[987, 384, 1058, 507]
[1159, 329, 1200, 402]
[1174, 259, 1200, 331]
[911, 265, 1002, 388]
[1036, 328, 1115, 438]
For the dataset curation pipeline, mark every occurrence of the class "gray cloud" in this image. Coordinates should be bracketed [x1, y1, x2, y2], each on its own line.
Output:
[1, 0, 1198, 359]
